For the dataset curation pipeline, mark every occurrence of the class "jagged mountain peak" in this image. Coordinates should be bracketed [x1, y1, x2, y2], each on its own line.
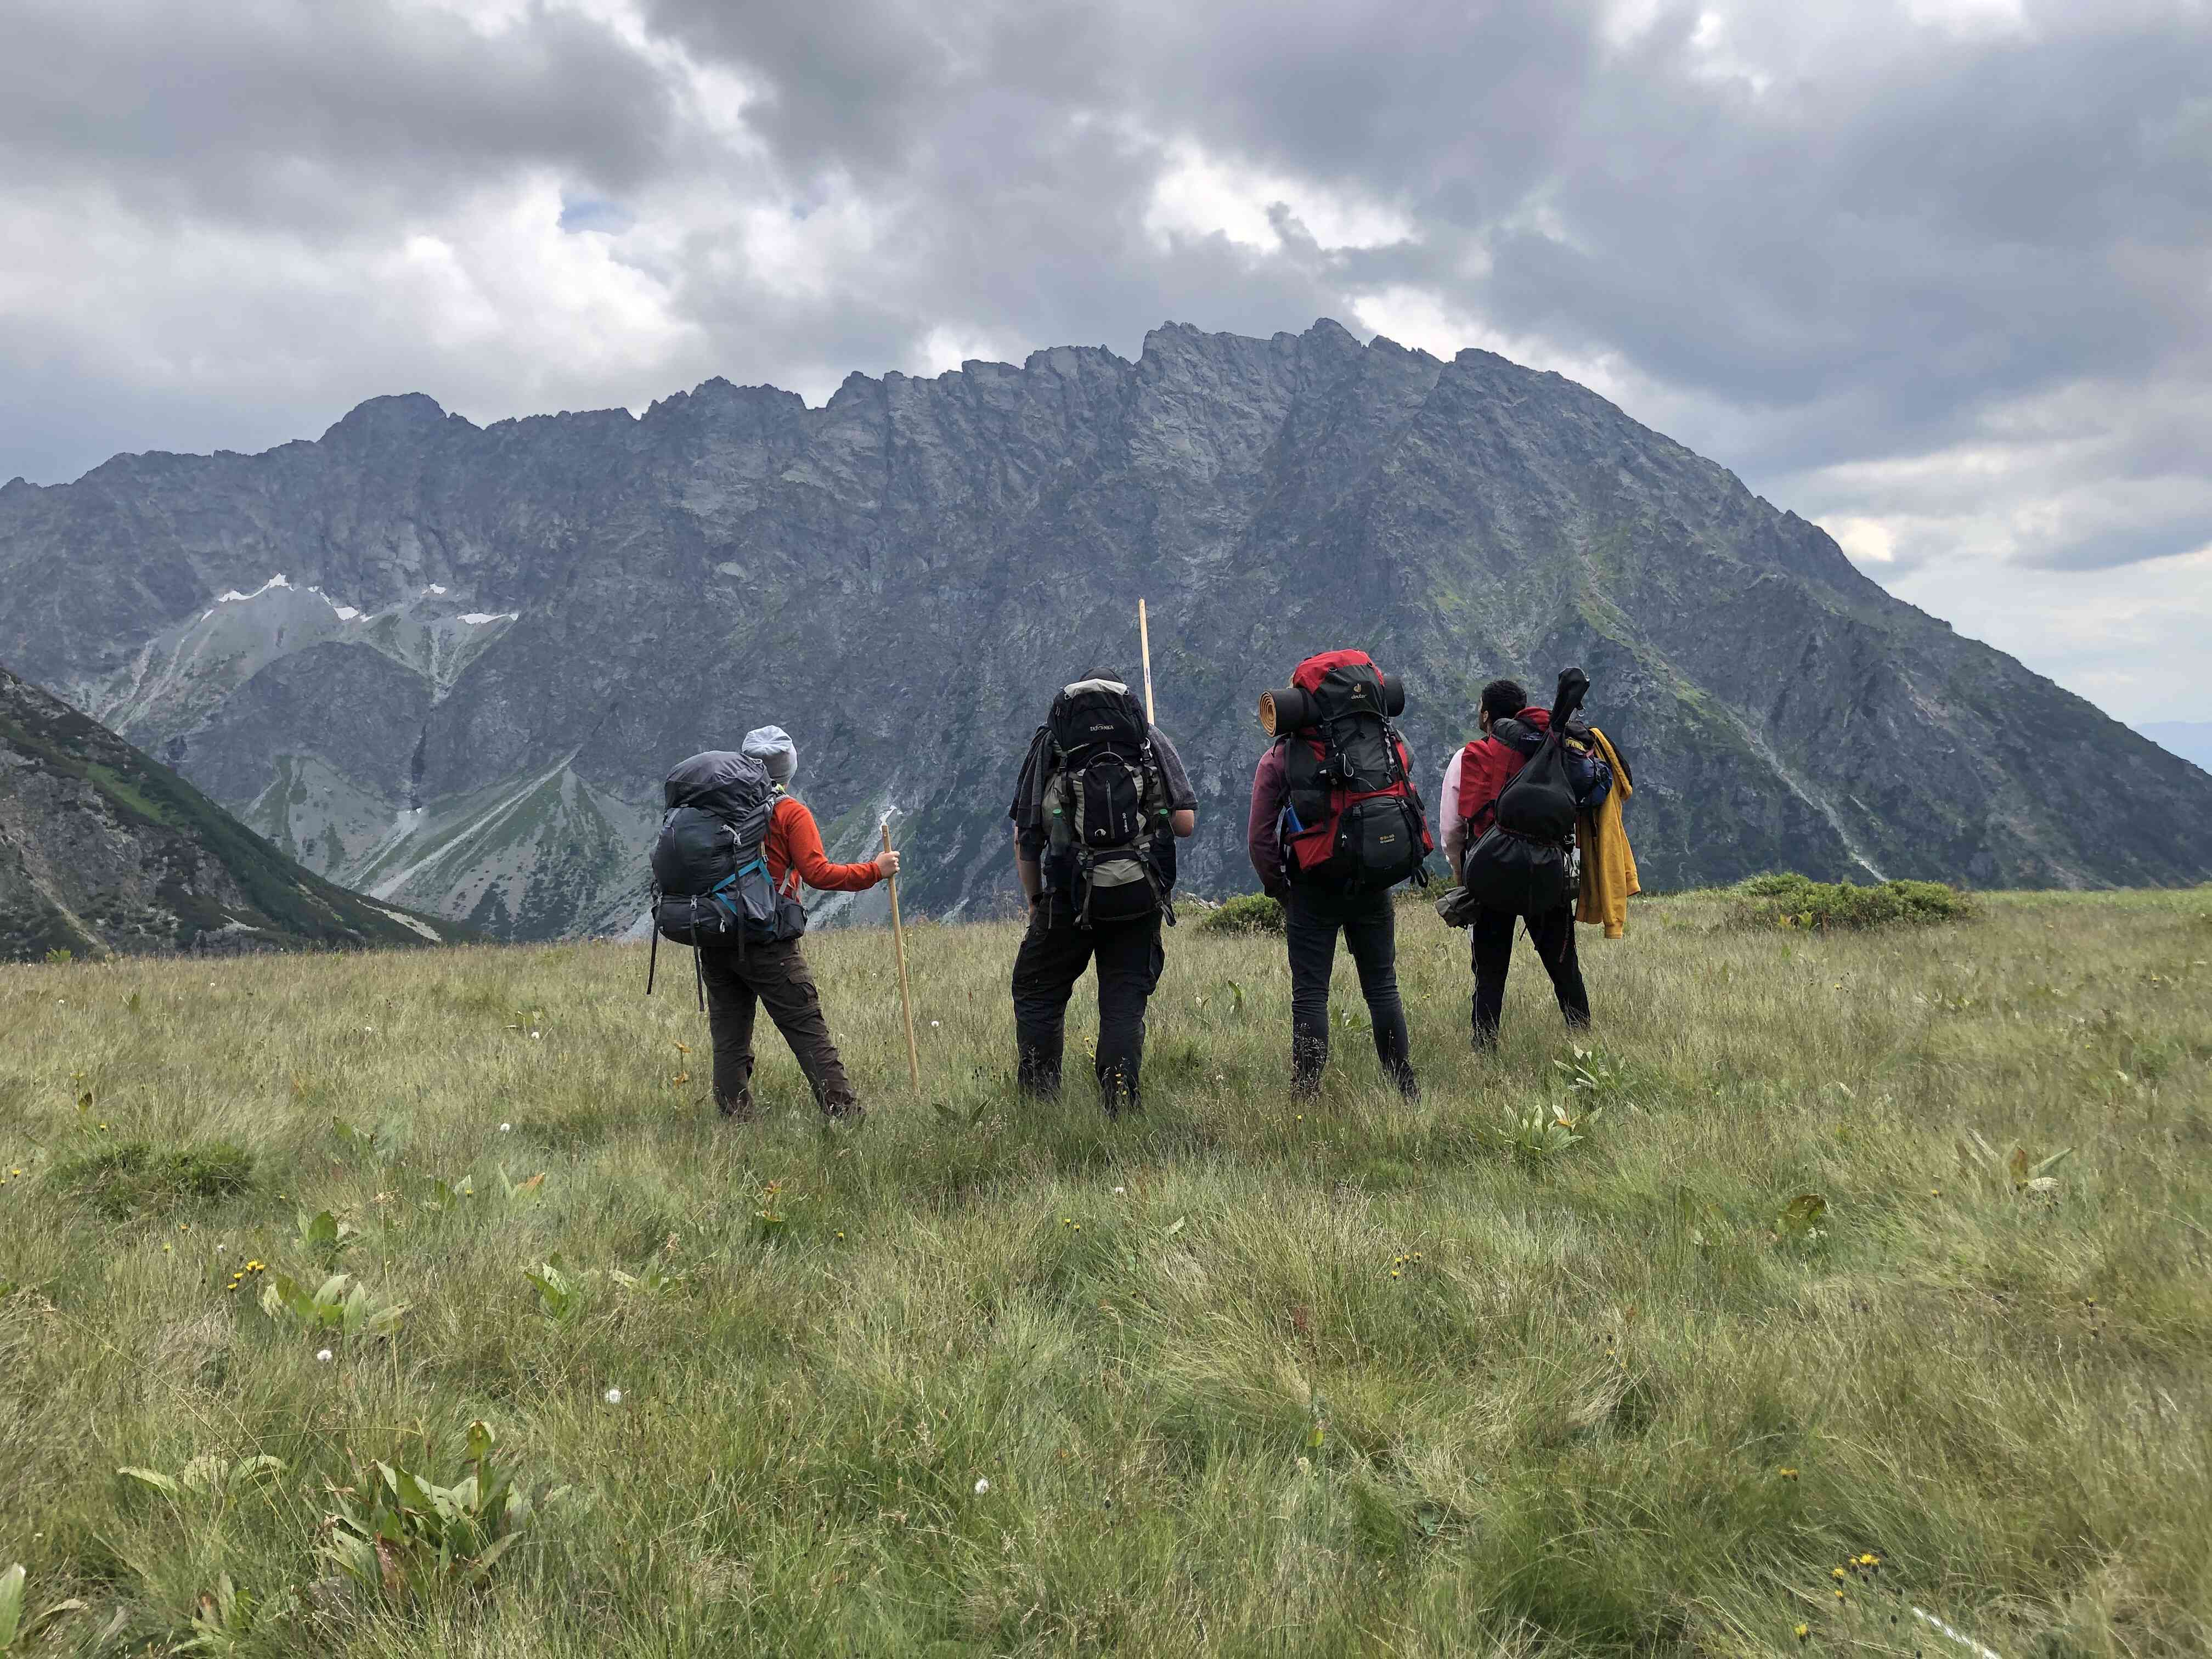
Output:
[319, 391, 458, 440]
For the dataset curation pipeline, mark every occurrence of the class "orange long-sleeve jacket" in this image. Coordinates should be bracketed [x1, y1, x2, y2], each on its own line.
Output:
[766, 796, 883, 895]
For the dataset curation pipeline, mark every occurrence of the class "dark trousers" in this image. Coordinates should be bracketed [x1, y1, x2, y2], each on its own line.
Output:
[1011, 902, 1165, 1112]
[1285, 882, 1417, 1096]
[1470, 904, 1589, 1046]
[698, 939, 856, 1116]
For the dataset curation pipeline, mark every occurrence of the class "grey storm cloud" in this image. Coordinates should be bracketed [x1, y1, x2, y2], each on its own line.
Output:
[0, 0, 2207, 715]
[1, 0, 680, 234]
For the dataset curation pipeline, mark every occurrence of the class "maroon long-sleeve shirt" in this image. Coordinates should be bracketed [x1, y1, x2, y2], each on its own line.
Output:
[1246, 743, 1291, 895]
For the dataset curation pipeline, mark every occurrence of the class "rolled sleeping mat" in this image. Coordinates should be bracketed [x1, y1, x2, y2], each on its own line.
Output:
[1258, 685, 1317, 737]
[1259, 674, 1406, 735]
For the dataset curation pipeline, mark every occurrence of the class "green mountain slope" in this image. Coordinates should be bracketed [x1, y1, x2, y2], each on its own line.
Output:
[1, 663, 464, 960]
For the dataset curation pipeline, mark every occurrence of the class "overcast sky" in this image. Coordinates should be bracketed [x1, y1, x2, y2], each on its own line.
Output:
[4, 0, 2207, 721]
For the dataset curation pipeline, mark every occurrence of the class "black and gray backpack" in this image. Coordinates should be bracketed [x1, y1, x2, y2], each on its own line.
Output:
[1042, 679, 1176, 928]
[645, 750, 804, 1006]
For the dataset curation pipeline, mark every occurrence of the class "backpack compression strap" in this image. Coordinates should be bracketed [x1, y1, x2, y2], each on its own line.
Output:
[1073, 845, 1176, 930]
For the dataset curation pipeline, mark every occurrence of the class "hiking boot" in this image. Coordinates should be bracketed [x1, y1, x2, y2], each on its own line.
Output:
[822, 1098, 867, 1128]
[716, 1090, 761, 1123]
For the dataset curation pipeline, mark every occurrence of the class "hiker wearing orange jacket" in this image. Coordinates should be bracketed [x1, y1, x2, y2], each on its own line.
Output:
[696, 725, 897, 1122]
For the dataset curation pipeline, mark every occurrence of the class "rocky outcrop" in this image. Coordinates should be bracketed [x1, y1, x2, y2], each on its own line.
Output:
[2, 319, 2207, 939]
[0, 664, 461, 960]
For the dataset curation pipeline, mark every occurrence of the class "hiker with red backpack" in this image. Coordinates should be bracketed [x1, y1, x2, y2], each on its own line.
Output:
[646, 726, 897, 1124]
[1439, 674, 1614, 1047]
[1007, 670, 1198, 1115]
[1248, 650, 1433, 1100]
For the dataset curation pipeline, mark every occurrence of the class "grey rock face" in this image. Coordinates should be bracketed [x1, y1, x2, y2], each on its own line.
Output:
[3, 319, 2207, 939]
[0, 664, 460, 960]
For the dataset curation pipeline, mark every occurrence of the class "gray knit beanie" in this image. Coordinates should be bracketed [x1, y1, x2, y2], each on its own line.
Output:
[741, 725, 797, 787]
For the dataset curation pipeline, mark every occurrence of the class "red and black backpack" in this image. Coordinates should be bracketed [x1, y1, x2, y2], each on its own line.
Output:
[1271, 650, 1433, 889]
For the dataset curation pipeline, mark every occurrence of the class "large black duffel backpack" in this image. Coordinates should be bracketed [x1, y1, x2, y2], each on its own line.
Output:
[1452, 669, 1589, 919]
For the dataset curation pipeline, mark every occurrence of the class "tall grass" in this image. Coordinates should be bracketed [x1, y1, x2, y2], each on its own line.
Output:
[2, 887, 2209, 1656]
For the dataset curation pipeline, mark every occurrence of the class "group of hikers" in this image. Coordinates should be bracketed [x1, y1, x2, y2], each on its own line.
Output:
[647, 650, 1636, 1124]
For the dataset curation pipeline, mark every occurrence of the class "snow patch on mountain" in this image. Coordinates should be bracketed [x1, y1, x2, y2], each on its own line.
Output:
[70, 578, 515, 747]
[216, 574, 293, 602]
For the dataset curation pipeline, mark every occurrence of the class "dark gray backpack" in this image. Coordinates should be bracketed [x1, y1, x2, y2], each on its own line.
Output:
[646, 751, 804, 1005]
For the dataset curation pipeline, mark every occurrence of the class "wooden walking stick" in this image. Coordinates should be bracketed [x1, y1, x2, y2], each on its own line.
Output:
[1137, 597, 1156, 723]
[882, 817, 921, 1091]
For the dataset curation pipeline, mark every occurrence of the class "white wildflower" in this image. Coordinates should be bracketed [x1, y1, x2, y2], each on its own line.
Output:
[973, 1477, 990, 1496]
[499, 1122, 512, 1133]
[605, 1387, 623, 1405]
[1113, 1186, 1126, 1195]
[315, 1348, 333, 1363]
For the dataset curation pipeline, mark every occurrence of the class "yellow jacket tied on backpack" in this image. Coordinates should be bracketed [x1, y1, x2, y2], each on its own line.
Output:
[1576, 726, 1639, 938]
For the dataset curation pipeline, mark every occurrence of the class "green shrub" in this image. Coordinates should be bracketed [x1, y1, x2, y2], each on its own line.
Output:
[1735, 872, 1814, 898]
[52, 1142, 257, 1219]
[1733, 873, 1976, 930]
[1200, 893, 1285, 934]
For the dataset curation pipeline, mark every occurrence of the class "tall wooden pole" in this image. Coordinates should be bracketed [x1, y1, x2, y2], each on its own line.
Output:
[883, 819, 921, 1092]
[1137, 598, 1156, 724]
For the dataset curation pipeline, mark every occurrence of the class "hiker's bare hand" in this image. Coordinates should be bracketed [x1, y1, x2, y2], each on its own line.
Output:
[875, 850, 902, 878]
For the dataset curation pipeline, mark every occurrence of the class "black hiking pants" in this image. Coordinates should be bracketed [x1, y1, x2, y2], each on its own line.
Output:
[1470, 904, 1589, 1047]
[1285, 881, 1417, 1097]
[1011, 900, 1164, 1113]
[699, 938, 857, 1118]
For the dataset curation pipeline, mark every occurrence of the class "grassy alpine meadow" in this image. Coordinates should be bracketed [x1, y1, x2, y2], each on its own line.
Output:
[3, 885, 2210, 1658]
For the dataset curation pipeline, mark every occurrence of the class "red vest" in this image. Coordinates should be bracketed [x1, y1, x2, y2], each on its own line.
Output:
[1455, 708, 1551, 833]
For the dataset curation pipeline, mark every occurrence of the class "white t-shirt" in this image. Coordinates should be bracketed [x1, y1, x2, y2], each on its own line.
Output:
[1437, 748, 1469, 873]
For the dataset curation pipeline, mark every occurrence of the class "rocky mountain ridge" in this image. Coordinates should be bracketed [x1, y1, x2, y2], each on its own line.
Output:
[3, 318, 2207, 938]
